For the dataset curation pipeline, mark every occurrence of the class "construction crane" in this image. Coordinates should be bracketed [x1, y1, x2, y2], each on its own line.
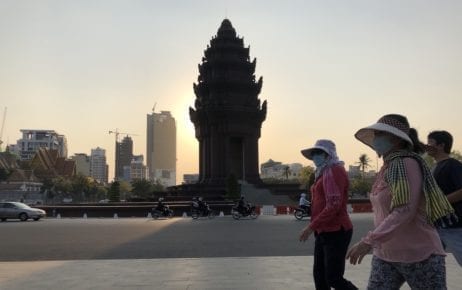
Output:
[0, 107, 7, 151]
[108, 129, 138, 181]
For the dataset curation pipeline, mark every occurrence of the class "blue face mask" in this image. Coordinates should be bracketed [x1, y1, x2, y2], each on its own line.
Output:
[372, 135, 393, 156]
[312, 154, 327, 167]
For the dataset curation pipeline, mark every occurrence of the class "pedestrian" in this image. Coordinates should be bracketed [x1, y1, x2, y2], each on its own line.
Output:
[347, 114, 455, 289]
[426, 130, 462, 266]
[299, 139, 358, 290]
[299, 192, 310, 214]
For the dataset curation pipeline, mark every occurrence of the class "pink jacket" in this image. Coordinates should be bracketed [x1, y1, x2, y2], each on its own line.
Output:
[363, 158, 445, 262]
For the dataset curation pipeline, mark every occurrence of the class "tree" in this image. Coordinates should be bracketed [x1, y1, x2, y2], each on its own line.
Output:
[0, 168, 11, 181]
[422, 152, 436, 168]
[152, 180, 165, 192]
[299, 166, 315, 188]
[71, 174, 91, 202]
[131, 179, 153, 198]
[108, 181, 121, 202]
[357, 154, 371, 176]
[283, 166, 291, 180]
[451, 150, 462, 162]
[350, 177, 373, 198]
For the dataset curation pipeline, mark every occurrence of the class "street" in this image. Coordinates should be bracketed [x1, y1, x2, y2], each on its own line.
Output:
[0, 214, 374, 261]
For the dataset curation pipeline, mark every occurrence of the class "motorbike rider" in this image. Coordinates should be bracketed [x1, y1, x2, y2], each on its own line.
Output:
[299, 193, 310, 213]
[156, 197, 168, 215]
[192, 196, 200, 210]
[237, 196, 250, 214]
[197, 197, 209, 214]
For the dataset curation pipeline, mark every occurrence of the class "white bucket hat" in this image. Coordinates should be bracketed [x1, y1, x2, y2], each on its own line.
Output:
[355, 114, 413, 150]
[301, 139, 337, 160]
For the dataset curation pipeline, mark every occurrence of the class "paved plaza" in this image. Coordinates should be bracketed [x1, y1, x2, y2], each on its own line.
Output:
[0, 255, 460, 290]
[0, 214, 460, 289]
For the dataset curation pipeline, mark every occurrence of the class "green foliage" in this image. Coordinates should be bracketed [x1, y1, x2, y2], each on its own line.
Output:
[261, 177, 300, 184]
[357, 153, 371, 174]
[108, 181, 121, 202]
[422, 152, 436, 168]
[298, 166, 315, 188]
[118, 180, 132, 195]
[0, 168, 11, 181]
[350, 177, 373, 198]
[226, 173, 240, 199]
[131, 179, 153, 198]
[283, 166, 291, 179]
[451, 150, 462, 162]
[54, 176, 72, 193]
[152, 180, 165, 192]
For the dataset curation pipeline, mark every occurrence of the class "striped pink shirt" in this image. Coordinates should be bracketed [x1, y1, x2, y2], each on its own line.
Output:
[363, 157, 445, 263]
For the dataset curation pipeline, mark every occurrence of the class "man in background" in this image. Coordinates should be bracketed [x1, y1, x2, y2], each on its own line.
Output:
[427, 130, 462, 266]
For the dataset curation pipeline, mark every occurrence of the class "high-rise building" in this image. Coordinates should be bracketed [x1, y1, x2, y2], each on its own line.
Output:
[91, 147, 108, 183]
[70, 153, 91, 176]
[130, 155, 148, 180]
[16, 129, 68, 160]
[146, 111, 176, 186]
[115, 136, 133, 180]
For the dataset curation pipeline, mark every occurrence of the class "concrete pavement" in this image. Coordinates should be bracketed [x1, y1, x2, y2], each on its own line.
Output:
[0, 254, 460, 289]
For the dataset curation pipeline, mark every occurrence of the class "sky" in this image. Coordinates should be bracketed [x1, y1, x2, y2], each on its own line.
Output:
[1, 0, 461, 183]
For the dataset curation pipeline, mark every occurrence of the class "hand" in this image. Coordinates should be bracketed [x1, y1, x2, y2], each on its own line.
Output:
[346, 241, 372, 265]
[299, 226, 313, 242]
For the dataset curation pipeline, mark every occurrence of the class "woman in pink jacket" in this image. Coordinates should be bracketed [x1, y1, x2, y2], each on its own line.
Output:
[347, 114, 455, 289]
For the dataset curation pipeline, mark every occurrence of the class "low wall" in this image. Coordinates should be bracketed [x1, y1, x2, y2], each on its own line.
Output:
[35, 199, 372, 218]
[37, 202, 235, 218]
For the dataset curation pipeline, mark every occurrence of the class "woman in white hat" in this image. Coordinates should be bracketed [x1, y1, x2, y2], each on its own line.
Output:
[299, 139, 358, 290]
[347, 114, 455, 289]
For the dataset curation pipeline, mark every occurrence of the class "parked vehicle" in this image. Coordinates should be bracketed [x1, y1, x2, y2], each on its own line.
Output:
[0, 202, 46, 221]
[232, 203, 258, 220]
[151, 206, 174, 219]
[294, 205, 311, 220]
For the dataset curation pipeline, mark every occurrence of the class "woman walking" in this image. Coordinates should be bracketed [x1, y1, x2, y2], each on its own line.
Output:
[299, 139, 358, 290]
[347, 114, 455, 289]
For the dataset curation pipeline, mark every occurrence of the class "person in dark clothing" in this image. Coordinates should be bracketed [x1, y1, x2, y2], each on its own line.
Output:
[156, 197, 168, 214]
[427, 130, 462, 266]
[237, 196, 249, 214]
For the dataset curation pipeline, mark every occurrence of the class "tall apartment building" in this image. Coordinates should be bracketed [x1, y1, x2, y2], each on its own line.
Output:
[115, 136, 133, 180]
[70, 153, 91, 176]
[146, 111, 176, 186]
[91, 147, 108, 184]
[16, 129, 68, 160]
[130, 155, 148, 181]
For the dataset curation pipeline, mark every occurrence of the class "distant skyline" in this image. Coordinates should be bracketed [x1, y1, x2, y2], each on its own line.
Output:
[1, 1, 461, 183]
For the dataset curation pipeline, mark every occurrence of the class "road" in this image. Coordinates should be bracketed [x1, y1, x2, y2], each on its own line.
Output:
[0, 214, 374, 261]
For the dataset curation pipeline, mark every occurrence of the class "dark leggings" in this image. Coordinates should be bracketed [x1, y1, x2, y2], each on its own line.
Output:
[313, 228, 358, 290]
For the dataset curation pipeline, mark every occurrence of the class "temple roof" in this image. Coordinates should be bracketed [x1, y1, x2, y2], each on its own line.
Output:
[217, 19, 236, 38]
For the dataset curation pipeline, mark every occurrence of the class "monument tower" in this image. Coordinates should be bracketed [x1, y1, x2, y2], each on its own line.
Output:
[189, 19, 267, 186]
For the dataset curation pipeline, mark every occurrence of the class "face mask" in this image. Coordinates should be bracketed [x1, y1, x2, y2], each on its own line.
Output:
[312, 154, 327, 167]
[372, 135, 393, 156]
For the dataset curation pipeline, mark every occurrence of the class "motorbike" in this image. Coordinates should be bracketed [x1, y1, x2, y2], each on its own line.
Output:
[294, 204, 311, 220]
[191, 203, 215, 219]
[232, 203, 258, 220]
[151, 205, 174, 219]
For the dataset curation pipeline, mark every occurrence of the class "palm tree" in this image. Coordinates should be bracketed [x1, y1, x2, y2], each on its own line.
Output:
[357, 154, 371, 177]
[283, 165, 291, 180]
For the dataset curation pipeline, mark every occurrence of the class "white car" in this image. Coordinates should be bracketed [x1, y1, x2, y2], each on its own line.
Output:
[0, 202, 46, 221]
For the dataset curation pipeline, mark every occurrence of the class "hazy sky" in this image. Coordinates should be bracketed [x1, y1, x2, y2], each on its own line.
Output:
[1, 0, 461, 183]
